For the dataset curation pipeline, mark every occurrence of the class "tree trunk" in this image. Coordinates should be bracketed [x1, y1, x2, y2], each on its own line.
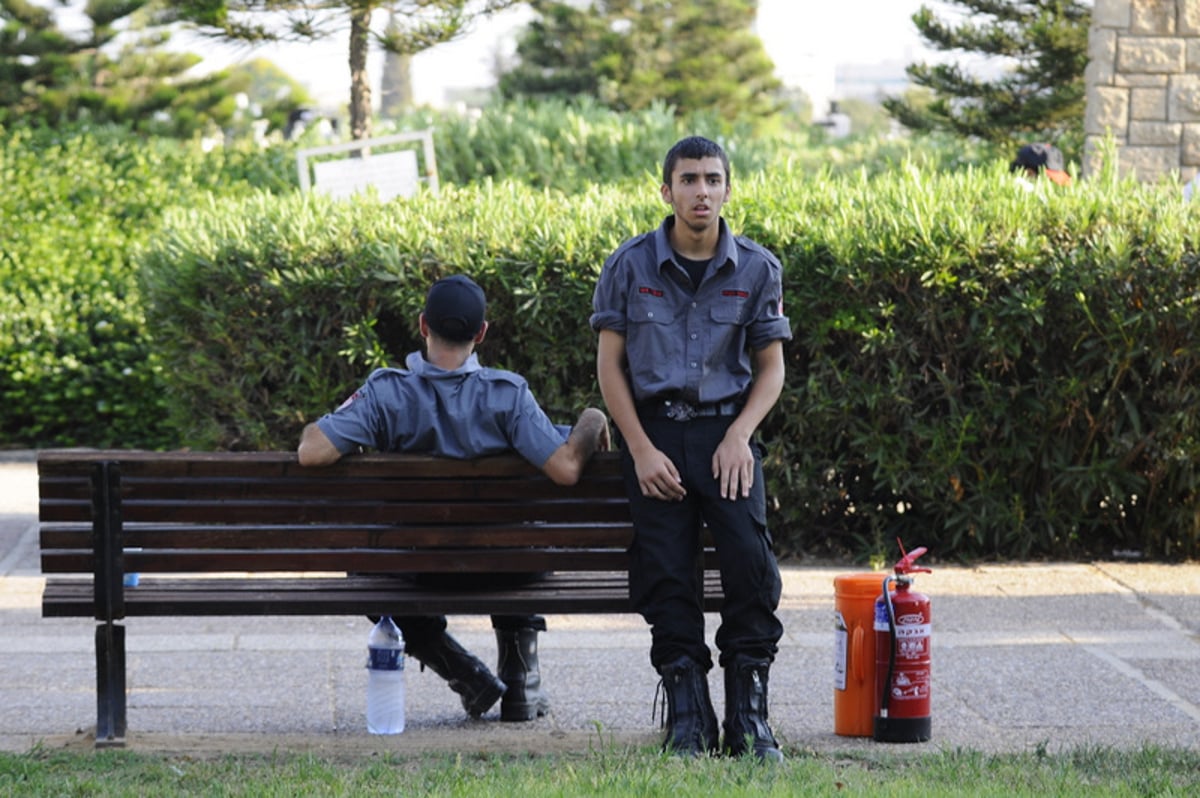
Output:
[348, 4, 372, 141]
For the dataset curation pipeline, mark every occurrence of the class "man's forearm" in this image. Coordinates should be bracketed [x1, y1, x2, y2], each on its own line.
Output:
[297, 423, 343, 467]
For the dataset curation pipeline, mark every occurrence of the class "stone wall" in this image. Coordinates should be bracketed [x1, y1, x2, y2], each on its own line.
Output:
[1085, 0, 1200, 183]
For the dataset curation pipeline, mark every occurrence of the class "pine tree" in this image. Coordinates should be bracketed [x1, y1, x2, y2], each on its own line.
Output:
[882, 1, 1090, 149]
[0, 0, 235, 136]
[172, 1, 520, 141]
[500, 0, 781, 124]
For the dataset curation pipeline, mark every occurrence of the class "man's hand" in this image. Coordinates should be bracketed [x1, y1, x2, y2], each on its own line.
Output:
[634, 447, 686, 501]
[712, 433, 754, 500]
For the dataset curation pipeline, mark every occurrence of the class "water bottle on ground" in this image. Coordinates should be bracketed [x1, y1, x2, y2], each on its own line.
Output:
[366, 615, 406, 734]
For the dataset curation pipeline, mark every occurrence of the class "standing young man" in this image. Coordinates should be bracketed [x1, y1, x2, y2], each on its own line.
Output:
[590, 136, 791, 760]
[299, 274, 609, 722]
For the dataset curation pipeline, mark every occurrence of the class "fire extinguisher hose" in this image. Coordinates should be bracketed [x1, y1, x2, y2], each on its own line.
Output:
[880, 575, 898, 717]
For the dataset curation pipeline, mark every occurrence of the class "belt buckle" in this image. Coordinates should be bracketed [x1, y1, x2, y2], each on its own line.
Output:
[665, 400, 696, 421]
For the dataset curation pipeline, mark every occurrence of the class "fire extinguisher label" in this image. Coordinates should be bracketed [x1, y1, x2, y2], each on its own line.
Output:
[833, 611, 848, 691]
[889, 668, 930, 701]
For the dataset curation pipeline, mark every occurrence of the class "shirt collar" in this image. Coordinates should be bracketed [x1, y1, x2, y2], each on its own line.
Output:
[653, 215, 738, 272]
[406, 350, 482, 377]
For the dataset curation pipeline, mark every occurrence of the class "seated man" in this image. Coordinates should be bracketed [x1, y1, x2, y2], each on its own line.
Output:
[298, 274, 609, 722]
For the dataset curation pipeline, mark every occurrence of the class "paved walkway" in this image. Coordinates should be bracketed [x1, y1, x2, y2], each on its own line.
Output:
[2, 452, 1198, 756]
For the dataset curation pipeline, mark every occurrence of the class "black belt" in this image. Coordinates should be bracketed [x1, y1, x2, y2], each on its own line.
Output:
[639, 398, 742, 421]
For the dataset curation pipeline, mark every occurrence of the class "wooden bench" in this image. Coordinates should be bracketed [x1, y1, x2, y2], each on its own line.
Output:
[37, 449, 723, 748]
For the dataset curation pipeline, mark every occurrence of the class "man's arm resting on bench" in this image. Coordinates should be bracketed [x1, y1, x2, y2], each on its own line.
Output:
[297, 408, 610, 480]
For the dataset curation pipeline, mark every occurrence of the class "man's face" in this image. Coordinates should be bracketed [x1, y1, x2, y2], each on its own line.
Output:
[661, 156, 730, 234]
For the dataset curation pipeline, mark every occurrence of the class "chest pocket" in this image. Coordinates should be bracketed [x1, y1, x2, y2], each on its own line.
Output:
[711, 296, 748, 325]
[630, 293, 675, 326]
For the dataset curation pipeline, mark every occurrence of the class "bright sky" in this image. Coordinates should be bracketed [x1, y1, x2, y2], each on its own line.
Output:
[191, 0, 939, 110]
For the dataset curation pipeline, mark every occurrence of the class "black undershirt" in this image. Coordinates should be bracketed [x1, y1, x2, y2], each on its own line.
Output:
[674, 252, 710, 289]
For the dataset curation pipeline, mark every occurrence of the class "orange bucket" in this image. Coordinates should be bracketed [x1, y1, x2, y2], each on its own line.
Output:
[833, 572, 888, 736]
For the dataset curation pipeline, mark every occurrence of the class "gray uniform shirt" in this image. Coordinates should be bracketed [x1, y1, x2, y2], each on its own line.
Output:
[589, 216, 792, 404]
[315, 351, 569, 467]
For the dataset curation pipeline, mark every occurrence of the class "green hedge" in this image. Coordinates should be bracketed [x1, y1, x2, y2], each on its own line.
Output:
[139, 163, 1200, 561]
[0, 109, 987, 452]
[0, 124, 296, 448]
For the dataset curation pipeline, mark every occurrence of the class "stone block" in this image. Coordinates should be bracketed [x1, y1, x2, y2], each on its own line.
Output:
[1116, 73, 1170, 86]
[1170, 74, 1200, 120]
[1131, 87, 1169, 119]
[1131, 0, 1177, 34]
[1118, 37, 1186, 71]
[1087, 60, 1116, 87]
[1129, 121, 1182, 144]
[1183, 124, 1200, 164]
[1120, 145, 1182, 178]
[1090, 27, 1119, 64]
[1093, 0, 1132, 29]
[1086, 86, 1132, 135]
[1184, 1, 1200, 35]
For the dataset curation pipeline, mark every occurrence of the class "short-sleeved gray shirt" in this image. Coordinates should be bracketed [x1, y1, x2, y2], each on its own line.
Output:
[590, 216, 792, 404]
[315, 351, 569, 467]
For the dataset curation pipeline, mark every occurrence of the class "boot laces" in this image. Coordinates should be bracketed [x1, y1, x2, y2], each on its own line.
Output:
[652, 678, 667, 728]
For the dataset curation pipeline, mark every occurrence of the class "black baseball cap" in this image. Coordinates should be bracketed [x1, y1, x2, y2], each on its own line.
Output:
[424, 274, 486, 342]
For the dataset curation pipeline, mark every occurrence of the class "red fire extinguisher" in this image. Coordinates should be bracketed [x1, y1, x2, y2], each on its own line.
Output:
[873, 541, 932, 742]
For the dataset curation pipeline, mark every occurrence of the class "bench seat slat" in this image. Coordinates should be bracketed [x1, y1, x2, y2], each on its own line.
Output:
[42, 547, 719, 574]
[39, 522, 636, 550]
[41, 572, 724, 617]
[39, 499, 633, 525]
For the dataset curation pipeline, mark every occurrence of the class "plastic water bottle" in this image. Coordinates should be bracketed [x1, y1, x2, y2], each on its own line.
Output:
[366, 616, 406, 734]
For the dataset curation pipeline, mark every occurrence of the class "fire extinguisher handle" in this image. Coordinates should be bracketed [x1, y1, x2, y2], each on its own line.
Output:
[894, 545, 931, 575]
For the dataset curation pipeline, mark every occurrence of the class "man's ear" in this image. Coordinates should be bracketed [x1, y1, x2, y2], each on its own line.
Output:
[474, 320, 489, 345]
[660, 183, 672, 203]
[418, 312, 430, 339]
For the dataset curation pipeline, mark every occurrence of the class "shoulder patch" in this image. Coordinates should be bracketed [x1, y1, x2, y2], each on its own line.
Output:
[604, 230, 656, 267]
[479, 368, 527, 389]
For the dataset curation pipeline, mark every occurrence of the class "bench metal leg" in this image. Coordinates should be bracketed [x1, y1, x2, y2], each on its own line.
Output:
[95, 622, 126, 748]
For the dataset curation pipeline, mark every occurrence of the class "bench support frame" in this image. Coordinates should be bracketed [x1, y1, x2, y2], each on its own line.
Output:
[91, 461, 127, 747]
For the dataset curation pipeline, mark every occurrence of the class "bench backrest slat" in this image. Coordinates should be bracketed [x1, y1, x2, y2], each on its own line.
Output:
[37, 450, 705, 580]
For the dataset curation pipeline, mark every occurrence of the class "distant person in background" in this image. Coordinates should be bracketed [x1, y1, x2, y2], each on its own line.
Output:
[1182, 172, 1200, 202]
[816, 101, 852, 140]
[1010, 143, 1072, 186]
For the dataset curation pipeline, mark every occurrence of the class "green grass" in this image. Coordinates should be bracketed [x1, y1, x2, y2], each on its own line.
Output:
[1, 743, 1197, 796]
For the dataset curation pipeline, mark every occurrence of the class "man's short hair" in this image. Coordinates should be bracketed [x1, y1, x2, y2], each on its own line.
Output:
[663, 136, 731, 186]
[424, 274, 486, 342]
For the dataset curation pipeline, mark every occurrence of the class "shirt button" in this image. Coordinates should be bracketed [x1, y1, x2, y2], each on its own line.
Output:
[690, 362, 698, 368]
[690, 333, 698, 340]
[647, 312, 654, 319]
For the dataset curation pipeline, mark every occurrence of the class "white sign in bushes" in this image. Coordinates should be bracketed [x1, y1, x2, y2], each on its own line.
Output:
[297, 130, 439, 201]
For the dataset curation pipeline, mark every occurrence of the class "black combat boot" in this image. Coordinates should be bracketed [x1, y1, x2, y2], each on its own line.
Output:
[722, 654, 784, 762]
[494, 615, 551, 722]
[657, 656, 719, 757]
[405, 631, 506, 718]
